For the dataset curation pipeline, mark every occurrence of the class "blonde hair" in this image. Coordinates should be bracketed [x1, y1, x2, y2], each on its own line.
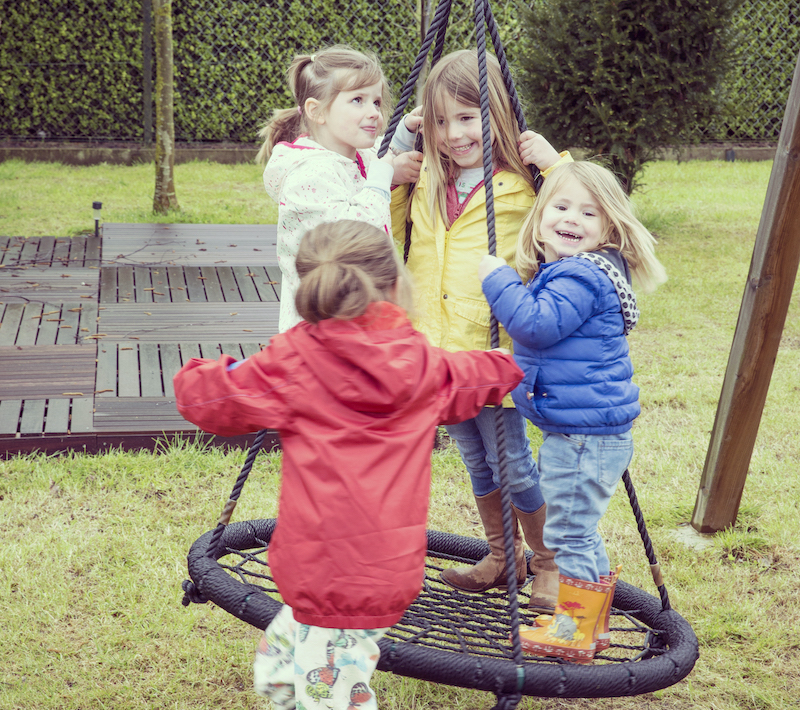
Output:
[295, 220, 413, 323]
[516, 162, 668, 293]
[256, 45, 392, 164]
[420, 49, 536, 225]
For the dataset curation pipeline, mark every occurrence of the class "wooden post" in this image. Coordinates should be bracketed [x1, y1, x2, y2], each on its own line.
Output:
[692, 51, 800, 533]
[153, 0, 179, 213]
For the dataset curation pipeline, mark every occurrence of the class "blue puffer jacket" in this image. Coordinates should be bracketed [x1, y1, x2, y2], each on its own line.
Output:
[481, 250, 640, 434]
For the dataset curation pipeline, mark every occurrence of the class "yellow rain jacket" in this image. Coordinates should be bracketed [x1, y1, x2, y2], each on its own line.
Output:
[391, 154, 571, 354]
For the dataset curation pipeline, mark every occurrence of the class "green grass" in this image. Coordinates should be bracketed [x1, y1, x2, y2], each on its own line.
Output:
[0, 159, 278, 237]
[2, 158, 800, 709]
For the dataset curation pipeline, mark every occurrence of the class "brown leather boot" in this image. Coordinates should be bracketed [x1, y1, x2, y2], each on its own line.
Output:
[440, 490, 527, 592]
[514, 503, 559, 613]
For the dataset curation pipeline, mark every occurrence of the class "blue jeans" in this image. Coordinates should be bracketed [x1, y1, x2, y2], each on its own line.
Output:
[538, 430, 634, 582]
[445, 407, 544, 513]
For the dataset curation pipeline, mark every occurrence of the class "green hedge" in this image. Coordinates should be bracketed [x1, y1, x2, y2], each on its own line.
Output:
[171, 0, 419, 142]
[0, 1, 145, 140]
[0, 0, 796, 143]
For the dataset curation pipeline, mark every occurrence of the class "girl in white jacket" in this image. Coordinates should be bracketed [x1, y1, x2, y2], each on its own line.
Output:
[257, 45, 397, 332]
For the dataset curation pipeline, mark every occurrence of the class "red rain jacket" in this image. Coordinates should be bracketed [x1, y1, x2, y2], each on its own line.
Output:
[174, 302, 523, 628]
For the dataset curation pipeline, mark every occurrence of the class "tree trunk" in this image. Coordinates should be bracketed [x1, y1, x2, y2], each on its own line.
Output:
[153, 0, 178, 213]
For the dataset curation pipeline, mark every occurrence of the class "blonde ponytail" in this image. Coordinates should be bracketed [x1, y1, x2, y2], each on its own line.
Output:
[295, 221, 413, 324]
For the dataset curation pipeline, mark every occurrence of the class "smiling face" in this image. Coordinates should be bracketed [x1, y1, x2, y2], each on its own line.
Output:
[433, 93, 491, 171]
[310, 81, 385, 159]
[540, 175, 607, 262]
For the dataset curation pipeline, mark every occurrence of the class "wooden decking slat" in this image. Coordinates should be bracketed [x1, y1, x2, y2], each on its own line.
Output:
[0, 238, 24, 266]
[216, 267, 243, 302]
[84, 237, 101, 267]
[160, 344, 182, 398]
[71, 397, 94, 432]
[93, 397, 196, 432]
[0, 399, 22, 435]
[16, 303, 44, 345]
[139, 343, 163, 397]
[20, 399, 46, 434]
[52, 237, 71, 266]
[96, 344, 118, 397]
[94, 302, 277, 342]
[118, 345, 140, 397]
[101, 223, 278, 266]
[0, 303, 24, 345]
[0, 345, 97, 399]
[44, 398, 71, 434]
[2, 224, 282, 455]
[0, 266, 99, 302]
[199, 266, 225, 301]
[117, 267, 135, 302]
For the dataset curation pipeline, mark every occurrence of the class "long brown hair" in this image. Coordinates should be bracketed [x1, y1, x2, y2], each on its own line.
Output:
[295, 221, 413, 323]
[256, 45, 391, 164]
[420, 49, 536, 225]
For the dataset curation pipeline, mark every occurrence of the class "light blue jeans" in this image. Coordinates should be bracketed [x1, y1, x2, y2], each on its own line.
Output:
[445, 407, 544, 514]
[538, 430, 634, 583]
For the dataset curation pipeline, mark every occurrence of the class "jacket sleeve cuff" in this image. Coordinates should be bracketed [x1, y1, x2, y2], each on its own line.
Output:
[365, 159, 394, 197]
[390, 119, 416, 153]
[541, 150, 573, 178]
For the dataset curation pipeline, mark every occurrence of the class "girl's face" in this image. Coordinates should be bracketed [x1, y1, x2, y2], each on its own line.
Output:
[433, 93, 492, 171]
[310, 81, 384, 159]
[540, 175, 607, 262]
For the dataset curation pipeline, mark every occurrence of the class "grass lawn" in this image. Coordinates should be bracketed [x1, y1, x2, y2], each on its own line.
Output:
[1, 158, 799, 709]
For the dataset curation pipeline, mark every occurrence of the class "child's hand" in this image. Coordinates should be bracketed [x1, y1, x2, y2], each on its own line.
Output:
[518, 130, 561, 171]
[378, 150, 396, 168]
[478, 254, 507, 282]
[391, 150, 423, 185]
[404, 106, 423, 133]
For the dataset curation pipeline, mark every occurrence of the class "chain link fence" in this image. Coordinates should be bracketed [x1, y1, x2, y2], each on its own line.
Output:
[0, 0, 797, 144]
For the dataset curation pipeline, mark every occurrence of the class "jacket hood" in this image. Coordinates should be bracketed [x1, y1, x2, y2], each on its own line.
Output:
[282, 302, 423, 414]
[263, 136, 371, 202]
[573, 250, 639, 334]
[263, 136, 345, 201]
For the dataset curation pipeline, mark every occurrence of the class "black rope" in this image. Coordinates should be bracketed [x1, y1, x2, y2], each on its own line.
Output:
[181, 428, 269, 606]
[622, 469, 671, 611]
[378, 0, 453, 159]
[481, 1, 543, 193]
[206, 428, 269, 558]
[474, 1, 525, 708]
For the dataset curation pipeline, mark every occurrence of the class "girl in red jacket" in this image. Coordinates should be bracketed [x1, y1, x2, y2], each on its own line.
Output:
[174, 220, 525, 710]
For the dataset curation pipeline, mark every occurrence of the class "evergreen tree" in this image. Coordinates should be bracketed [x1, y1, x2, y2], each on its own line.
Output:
[519, 0, 742, 193]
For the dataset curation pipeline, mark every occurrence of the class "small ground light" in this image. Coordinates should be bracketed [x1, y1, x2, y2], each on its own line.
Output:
[93, 201, 102, 238]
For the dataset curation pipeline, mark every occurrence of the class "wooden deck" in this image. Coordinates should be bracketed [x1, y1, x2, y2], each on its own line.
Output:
[0, 225, 282, 456]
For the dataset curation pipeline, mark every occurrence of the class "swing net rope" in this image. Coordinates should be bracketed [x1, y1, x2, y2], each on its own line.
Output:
[181, 0, 698, 703]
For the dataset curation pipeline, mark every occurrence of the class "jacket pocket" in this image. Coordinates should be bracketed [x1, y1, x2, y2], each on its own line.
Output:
[450, 297, 492, 350]
[516, 364, 541, 417]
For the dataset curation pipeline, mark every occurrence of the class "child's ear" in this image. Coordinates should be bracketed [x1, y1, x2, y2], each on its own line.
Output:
[305, 98, 324, 125]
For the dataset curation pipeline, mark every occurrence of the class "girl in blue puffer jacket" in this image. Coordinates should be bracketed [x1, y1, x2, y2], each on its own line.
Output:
[478, 161, 667, 662]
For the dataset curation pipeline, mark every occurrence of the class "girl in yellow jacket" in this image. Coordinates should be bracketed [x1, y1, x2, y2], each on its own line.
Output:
[389, 49, 571, 612]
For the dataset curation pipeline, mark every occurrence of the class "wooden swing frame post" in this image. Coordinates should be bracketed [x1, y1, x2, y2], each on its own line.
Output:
[692, 50, 800, 534]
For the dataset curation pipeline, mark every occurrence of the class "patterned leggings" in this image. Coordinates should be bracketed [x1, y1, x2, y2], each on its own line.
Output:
[253, 605, 388, 710]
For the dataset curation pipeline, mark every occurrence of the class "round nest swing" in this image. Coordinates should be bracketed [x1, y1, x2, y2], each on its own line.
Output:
[181, 0, 699, 704]
[183, 425, 698, 704]
[183, 508, 698, 700]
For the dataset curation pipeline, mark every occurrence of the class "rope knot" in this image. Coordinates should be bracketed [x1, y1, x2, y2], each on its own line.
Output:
[181, 579, 209, 606]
